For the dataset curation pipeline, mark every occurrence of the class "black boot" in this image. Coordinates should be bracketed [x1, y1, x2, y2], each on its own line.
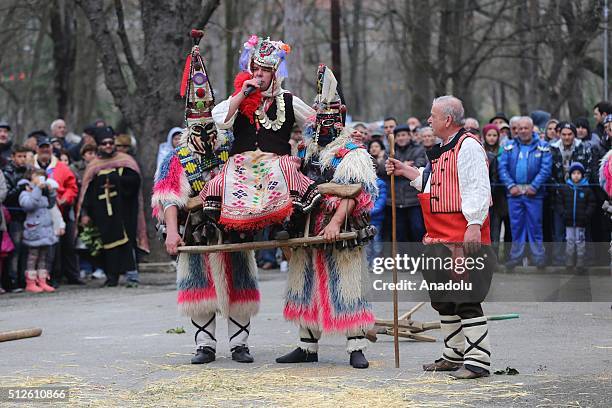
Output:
[349, 350, 369, 369]
[191, 346, 216, 364]
[231, 345, 254, 363]
[276, 347, 318, 363]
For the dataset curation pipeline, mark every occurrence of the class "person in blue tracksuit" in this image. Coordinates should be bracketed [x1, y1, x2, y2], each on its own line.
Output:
[367, 176, 387, 266]
[498, 116, 552, 268]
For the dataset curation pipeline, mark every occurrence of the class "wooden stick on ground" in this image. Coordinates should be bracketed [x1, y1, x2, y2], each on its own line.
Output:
[398, 302, 425, 321]
[0, 328, 42, 343]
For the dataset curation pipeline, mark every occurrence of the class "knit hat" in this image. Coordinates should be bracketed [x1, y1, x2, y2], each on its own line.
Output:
[0, 121, 11, 131]
[603, 114, 612, 125]
[558, 121, 577, 137]
[569, 162, 585, 175]
[92, 126, 115, 145]
[482, 124, 500, 136]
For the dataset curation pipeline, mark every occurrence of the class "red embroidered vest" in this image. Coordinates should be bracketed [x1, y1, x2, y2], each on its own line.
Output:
[417, 130, 491, 244]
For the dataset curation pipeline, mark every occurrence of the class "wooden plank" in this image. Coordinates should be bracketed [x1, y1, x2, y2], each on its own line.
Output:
[178, 231, 359, 254]
[398, 302, 425, 321]
[186, 196, 203, 211]
[0, 328, 42, 342]
[316, 183, 362, 198]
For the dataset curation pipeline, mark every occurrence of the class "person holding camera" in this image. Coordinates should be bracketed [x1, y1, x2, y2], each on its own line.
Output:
[18, 168, 59, 293]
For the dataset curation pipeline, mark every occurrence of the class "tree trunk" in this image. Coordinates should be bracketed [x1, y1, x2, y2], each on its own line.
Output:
[50, 0, 77, 120]
[225, 0, 237, 95]
[410, 0, 432, 119]
[77, 0, 220, 259]
[330, 0, 342, 85]
[283, 0, 305, 98]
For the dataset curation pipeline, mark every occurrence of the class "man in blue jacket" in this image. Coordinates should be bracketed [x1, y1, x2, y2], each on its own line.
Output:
[498, 116, 552, 269]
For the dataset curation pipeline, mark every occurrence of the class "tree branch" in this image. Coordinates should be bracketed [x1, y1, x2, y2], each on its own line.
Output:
[114, 0, 146, 87]
[75, 0, 137, 124]
[195, 0, 220, 30]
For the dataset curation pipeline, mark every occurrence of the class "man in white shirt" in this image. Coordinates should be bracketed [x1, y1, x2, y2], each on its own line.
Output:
[386, 95, 495, 379]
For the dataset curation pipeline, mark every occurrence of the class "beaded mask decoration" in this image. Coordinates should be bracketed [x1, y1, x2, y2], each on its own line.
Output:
[313, 64, 346, 147]
[179, 29, 217, 157]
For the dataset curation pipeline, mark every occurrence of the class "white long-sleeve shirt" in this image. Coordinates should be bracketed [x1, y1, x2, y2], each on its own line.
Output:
[410, 135, 490, 226]
[212, 92, 315, 130]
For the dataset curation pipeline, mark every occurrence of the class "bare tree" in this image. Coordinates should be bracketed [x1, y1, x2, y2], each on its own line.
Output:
[283, 0, 305, 97]
[75, 0, 220, 243]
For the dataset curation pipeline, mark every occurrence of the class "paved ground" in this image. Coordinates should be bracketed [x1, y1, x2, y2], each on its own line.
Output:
[0, 269, 611, 407]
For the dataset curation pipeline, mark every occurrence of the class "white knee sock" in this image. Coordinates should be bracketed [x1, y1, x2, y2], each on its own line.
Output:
[192, 312, 216, 350]
[440, 315, 465, 364]
[228, 314, 250, 350]
[461, 316, 491, 372]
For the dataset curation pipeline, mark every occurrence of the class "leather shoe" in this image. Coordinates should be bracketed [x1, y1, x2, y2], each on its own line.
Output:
[231, 345, 254, 363]
[276, 347, 318, 363]
[422, 358, 462, 372]
[449, 366, 490, 379]
[349, 350, 369, 369]
[191, 346, 215, 364]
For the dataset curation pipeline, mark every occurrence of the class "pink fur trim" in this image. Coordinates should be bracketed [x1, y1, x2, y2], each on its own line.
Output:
[177, 286, 217, 304]
[315, 250, 374, 333]
[153, 155, 183, 196]
[283, 303, 319, 324]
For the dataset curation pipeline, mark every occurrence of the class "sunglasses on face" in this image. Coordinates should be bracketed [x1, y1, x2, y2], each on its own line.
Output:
[100, 140, 115, 146]
[116, 144, 130, 148]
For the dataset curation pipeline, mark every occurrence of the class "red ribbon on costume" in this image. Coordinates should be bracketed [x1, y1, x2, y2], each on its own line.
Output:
[179, 53, 192, 97]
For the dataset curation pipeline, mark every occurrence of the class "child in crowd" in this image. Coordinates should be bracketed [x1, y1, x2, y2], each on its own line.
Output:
[18, 169, 59, 292]
[559, 162, 595, 273]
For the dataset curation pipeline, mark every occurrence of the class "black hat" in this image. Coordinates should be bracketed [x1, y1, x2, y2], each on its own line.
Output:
[393, 124, 411, 135]
[489, 112, 509, 124]
[0, 121, 11, 131]
[558, 121, 577, 137]
[92, 126, 115, 145]
[37, 137, 51, 147]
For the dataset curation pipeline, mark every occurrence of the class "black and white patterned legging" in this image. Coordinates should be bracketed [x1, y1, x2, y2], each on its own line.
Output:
[26, 246, 50, 271]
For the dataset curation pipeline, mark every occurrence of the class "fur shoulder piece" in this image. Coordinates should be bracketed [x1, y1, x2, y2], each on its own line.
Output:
[331, 146, 378, 199]
[151, 149, 191, 220]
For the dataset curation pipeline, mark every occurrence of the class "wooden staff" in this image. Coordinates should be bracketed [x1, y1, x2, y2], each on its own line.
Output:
[388, 132, 400, 368]
[0, 328, 42, 343]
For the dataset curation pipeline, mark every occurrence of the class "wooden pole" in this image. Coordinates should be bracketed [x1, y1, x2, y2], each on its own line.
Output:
[388, 132, 400, 368]
[0, 328, 42, 343]
[178, 231, 358, 254]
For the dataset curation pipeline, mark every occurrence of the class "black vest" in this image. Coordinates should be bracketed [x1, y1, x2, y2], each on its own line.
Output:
[230, 92, 295, 156]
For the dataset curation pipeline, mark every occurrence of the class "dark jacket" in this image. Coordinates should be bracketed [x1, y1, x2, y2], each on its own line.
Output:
[384, 141, 427, 208]
[550, 139, 593, 183]
[0, 141, 13, 166]
[2, 161, 28, 221]
[486, 148, 508, 217]
[558, 178, 596, 228]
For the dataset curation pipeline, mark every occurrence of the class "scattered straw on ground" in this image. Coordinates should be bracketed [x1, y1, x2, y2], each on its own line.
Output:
[0, 365, 531, 408]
